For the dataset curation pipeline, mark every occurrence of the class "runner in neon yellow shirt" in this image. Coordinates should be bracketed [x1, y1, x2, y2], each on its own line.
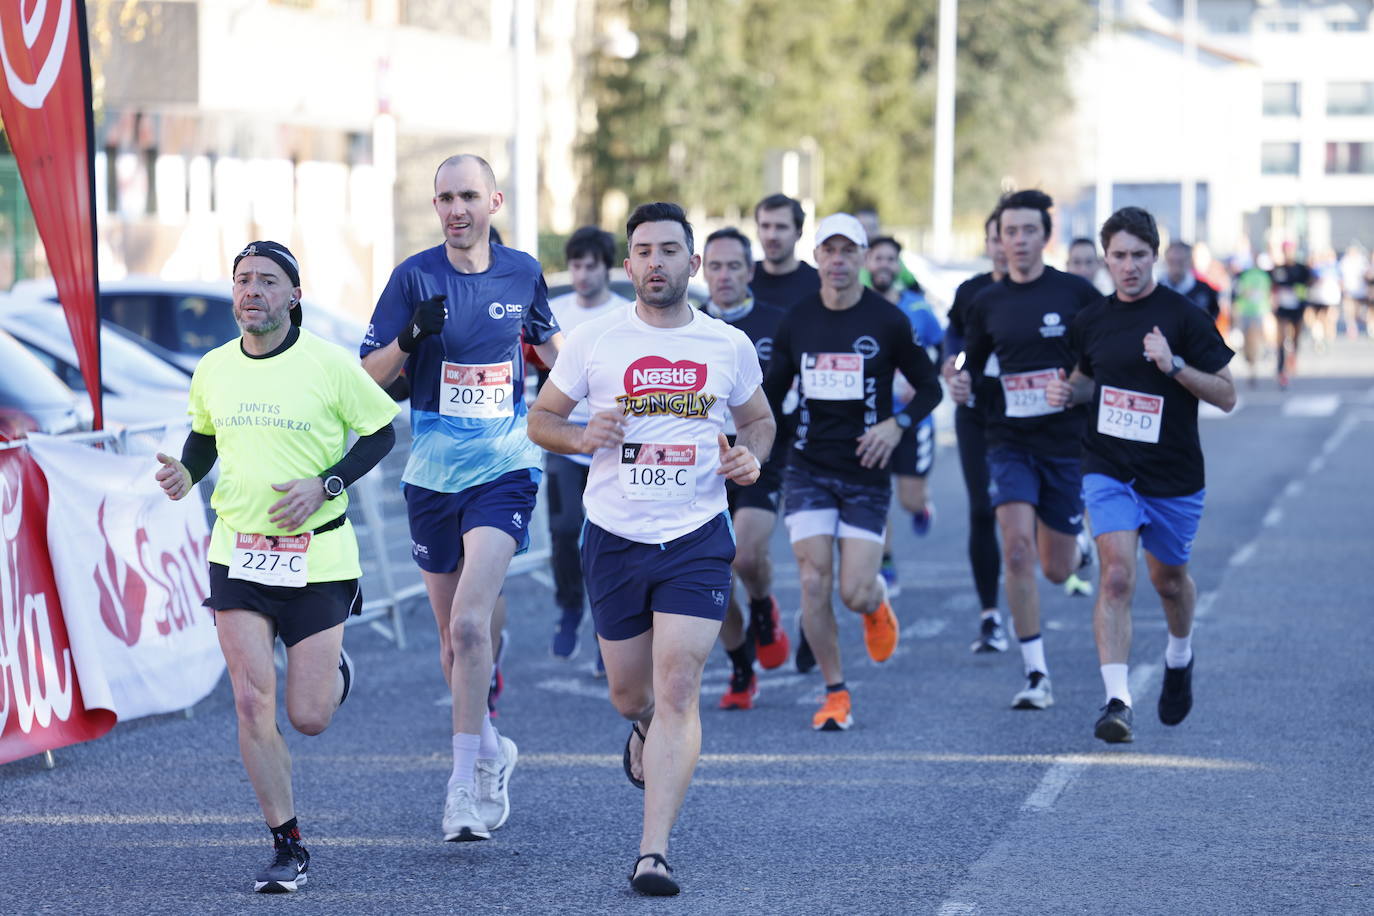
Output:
[155, 241, 398, 894]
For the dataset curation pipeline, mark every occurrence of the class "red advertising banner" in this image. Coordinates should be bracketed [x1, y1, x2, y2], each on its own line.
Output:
[0, 0, 103, 428]
[0, 448, 115, 765]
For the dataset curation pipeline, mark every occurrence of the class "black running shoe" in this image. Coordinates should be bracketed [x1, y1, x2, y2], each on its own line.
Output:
[1094, 698, 1134, 743]
[1158, 656, 1194, 725]
[255, 842, 309, 893]
[795, 625, 816, 674]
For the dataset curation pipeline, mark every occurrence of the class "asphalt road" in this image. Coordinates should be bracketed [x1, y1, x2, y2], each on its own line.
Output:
[3, 339, 1372, 915]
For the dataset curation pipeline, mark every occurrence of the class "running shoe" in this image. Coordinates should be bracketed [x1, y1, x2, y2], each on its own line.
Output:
[488, 629, 508, 716]
[879, 556, 902, 598]
[911, 504, 935, 537]
[337, 648, 354, 707]
[795, 623, 816, 674]
[254, 842, 309, 893]
[812, 689, 853, 731]
[1064, 572, 1094, 597]
[1011, 671, 1054, 710]
[442, 782, 491, 842]
[592, 647, 606, 679]
[1076, 529, 1096, 571]
[550, 606, 581, 660]
[750, 596, 790, 670]
[474, 734, 518, 831]
[970, 616, 1009, 654]
[1157, 656, 1194, 726]
[718, 669, 757, 710]
[863, 577, 899, 663]
[1094, 698, 1134, 743]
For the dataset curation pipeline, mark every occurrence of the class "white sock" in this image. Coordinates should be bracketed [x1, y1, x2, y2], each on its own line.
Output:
[1100, 663, 1132, 706]
[449, 733, 480, 789]
[478, 712, 500, 760]
[1166, 633, 1194, 669]
[1018, 635, 1047, 677]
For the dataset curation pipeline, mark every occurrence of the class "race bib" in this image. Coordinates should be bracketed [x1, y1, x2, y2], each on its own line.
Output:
[1098, 385, 1163, 444]
[1001, 369, 1062, 418]
[228, 533, 311, 587]
[440, 361, 514, 419]
[802, 353, 864, 401]
[619, 442, 697, 501]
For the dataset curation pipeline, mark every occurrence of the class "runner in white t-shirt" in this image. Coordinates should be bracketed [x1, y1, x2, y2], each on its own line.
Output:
[528, 203, 774, 897]
[542, 227, 633, 665]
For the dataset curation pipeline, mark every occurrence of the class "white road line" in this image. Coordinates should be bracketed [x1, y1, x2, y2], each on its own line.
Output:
[1282, 394, 1341, 417]
[1262, 506, 1284, 528]
[1228, 542, 1257, 567]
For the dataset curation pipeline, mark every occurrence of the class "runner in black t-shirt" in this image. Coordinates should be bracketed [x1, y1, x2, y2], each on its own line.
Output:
[763, 214, 941, 732]
[948, 190, 1101, 712]
[752, 193, 821, 310]
[698, 227, 792, 710]
[941, 209, 1010, 655]
[1269, 242, 1312, 388]
[1046, 207, 1236, 743]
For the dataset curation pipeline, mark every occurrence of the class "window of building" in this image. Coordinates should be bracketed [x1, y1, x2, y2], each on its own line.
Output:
[1326, 142, 1374, 175]
[1327, 82, 1374, 115]
[1263, 82, 1301, 117]
[1261, 0, 1303, 32]
[1325, 1, 1371, 31]
[1261, 142, 1301, 175]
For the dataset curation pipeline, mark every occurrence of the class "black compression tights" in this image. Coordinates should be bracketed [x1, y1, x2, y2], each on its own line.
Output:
[955, 405, 1001, 610]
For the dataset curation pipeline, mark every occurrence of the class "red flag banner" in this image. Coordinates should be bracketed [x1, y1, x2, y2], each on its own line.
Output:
[0, 0, 103, 428]
[0, 447, 116, 765]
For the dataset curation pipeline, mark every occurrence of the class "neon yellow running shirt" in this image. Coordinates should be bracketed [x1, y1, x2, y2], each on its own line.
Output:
[188, 328, 400, 581]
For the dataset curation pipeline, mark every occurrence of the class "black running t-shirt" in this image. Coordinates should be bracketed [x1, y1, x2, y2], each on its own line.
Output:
[764, 289, 941, 485]
[751, 261, 820, 311]
[1071, 285, 1234, 496]
[963, 266, 1102, 457]
[944, 271, 1001, 416]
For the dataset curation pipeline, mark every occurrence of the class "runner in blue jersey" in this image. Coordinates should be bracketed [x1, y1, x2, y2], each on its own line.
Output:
[361, 154, 562, 843]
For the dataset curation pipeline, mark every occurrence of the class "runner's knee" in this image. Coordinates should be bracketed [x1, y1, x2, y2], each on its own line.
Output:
[1101, 561, 1134, 604]
[610, 683, 653, 722]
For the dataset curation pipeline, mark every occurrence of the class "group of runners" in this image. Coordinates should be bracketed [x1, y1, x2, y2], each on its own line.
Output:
[154, 155, 1237, 897]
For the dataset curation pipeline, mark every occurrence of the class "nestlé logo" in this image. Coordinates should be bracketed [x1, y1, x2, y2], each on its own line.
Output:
[624, 356, 708, 396]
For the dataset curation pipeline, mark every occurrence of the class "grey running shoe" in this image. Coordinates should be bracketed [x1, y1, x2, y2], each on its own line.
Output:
[442, 782, 491, 842]
[1011, 671, 1055, 710]
[474, 735, 518, 831]
[970, 616, 1009, 653]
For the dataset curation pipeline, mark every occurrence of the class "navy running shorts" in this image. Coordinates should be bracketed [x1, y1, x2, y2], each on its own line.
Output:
[581, 513, 735, 640]
[890, 415, 936, 478]
[726, 458, 783, 515]
[985, 445, 1084, 535]
[782, 459, 890, 544]
[404, 468, 539, 573]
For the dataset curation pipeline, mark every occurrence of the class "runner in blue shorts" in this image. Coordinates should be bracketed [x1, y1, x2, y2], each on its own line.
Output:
[529, 203, 774, 895]
[361, 154, 563, 842]
[1047, 206, 1236, 743]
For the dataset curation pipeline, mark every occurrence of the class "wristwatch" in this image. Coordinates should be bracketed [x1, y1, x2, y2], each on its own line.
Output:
[1166, 356, 1186, 378]
[894, 412, 914, 430]
[322, 475, 345, 500]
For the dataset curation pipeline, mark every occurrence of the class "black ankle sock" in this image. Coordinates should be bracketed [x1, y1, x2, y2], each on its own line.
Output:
[270, 817, 301, 848]
[826, 681, 848, 694]
[748, 596, 773, 622]
[726, 642, 754, 675]
[882, 552, 893, 564]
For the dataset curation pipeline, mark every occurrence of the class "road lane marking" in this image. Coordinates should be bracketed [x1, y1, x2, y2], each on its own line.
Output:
[1282, 394, 1340, 417]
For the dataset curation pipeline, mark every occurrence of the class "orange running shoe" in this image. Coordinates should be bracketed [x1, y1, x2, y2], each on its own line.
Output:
[718, 670, 757, 710]
[751, 596, 791, 670]
[812, 689, 852, 731]
[863, 577, 900, 662]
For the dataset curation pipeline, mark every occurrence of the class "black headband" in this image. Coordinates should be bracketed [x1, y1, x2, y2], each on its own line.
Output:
[234, 241, 300, 288]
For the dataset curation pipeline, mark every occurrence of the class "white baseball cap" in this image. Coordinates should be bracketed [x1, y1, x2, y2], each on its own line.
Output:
[814, 212, 869, 248]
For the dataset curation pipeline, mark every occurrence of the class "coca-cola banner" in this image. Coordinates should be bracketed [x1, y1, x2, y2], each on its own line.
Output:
[0, 0, 103, 427]
[24, 435, 223, 721]
[0, 448, 115, 766]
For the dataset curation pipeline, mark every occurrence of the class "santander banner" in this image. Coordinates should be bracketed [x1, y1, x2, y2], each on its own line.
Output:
[0, 448, 115, 766]
[0, 0, 103, 428]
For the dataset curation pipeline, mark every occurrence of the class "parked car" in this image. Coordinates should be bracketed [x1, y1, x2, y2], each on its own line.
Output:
[8, 277, 369, 375]
[0, 328, 82, 441]
[0, 305, 190, 426]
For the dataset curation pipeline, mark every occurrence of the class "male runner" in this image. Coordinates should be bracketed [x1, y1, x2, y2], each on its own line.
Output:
[156, 241, 398, 892]
[1160, 241, 1221, 320]
[697, 226, 791, 710]
[528, 202, 774, 895]
[1269, 241, 1311, 389]
[1046, 206, 1235, 742]
[942, 210, 1009, 653]
[764, 213, 942, 731]
[752, 193, 821, 310]
[949, 190, 1101, 710]
[1066, 237, 1102, 285]
[361, 154, 562, 842]
[1231, 256, 1272, 386]
[544, 226, 631, 661]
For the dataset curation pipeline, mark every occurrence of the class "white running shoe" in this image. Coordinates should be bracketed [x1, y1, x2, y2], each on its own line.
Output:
[442, 782, 491, 842]
[474, 735, 518, 831]
[1011, 671, 1055, 710]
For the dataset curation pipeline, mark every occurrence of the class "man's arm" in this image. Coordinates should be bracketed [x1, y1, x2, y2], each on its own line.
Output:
[1046, 367, 1093, 409]
[532, 331, 564, 370]
[527, 380, 626, 455]
[720, 389, 776, 485]
[1143, 325, 1237, 412]
[362, 341, 408, 388]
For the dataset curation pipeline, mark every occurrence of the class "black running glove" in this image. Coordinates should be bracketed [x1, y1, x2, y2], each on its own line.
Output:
[396, 294, 447, 353]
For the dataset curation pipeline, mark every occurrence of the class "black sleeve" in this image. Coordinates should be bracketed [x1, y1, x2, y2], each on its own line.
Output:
[1180, 306, 1235, 375]
[963, 297, 992, 379]
[762, 320, 797, 417]
[943, 283, 970, 361]
[180, 431, 218, 484]
[895, 319, 942, 424]
[321, 423, 396, 489]
[1070, 310, 1093, 377]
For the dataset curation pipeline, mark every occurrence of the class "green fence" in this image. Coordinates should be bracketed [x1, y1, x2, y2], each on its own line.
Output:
[0, 155, 39, 288]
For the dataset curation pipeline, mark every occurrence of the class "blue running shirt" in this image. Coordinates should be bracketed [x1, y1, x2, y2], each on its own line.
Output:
[362, 243, 559, 492]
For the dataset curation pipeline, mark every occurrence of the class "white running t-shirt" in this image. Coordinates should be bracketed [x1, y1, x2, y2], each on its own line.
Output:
[548, 302, 763, 544]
